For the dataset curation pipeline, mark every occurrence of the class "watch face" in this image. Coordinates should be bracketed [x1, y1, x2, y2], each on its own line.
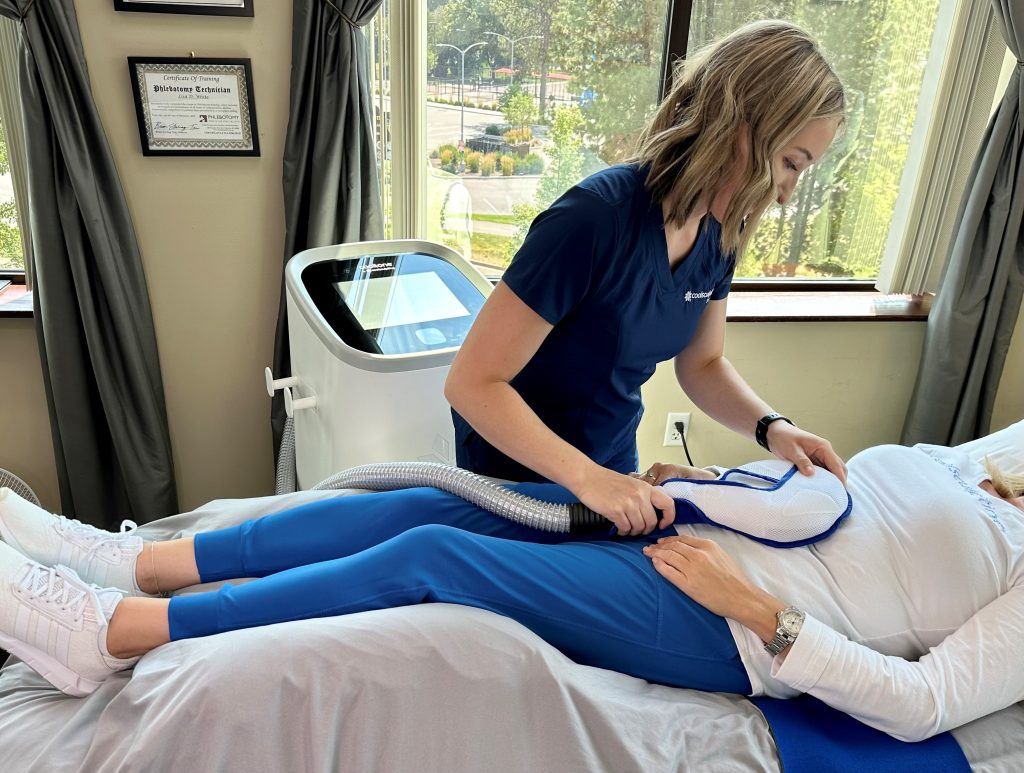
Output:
[779, 608, 804, 635]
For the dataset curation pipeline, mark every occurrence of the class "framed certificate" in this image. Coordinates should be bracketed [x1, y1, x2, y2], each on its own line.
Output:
[114, 0, 253, 16]
[128, 57, 260, 157]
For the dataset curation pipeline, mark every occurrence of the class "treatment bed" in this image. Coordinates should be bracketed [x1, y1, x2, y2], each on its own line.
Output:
[1, 423, 1023, 771]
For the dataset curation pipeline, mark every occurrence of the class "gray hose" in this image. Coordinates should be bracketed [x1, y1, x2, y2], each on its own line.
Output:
[275, 416, 298, 495]
[312, 461, 606, 533]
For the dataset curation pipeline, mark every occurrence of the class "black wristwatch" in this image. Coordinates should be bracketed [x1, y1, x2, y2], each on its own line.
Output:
[756, 412, 793, 452]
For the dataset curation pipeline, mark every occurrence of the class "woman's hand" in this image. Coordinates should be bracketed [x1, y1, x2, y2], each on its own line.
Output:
[643, 534, 785, 642]
[575, 465, 677, 536]
[643, 534, 754, 618]
[765, 422, 848, 485]
[629, 463, 718, 486]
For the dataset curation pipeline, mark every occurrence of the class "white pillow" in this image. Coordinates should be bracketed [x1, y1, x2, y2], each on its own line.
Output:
[954, 418, 1024, 478]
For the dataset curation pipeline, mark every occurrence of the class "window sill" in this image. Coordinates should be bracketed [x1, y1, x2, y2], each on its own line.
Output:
[2, 288, 931, 324]
[483, 272, 932, 322]
[725, 291, 931, 322]
[0, 283, 32, 318]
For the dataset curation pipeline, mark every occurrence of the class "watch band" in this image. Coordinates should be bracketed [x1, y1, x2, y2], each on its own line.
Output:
[756, 412, 793, 452]
[764, 629, 796, 656]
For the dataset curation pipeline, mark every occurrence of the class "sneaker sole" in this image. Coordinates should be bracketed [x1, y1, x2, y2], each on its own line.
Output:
[0, 628, 103, 697]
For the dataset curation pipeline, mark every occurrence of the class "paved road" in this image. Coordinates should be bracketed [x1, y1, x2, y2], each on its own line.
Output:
[382, 95, 543, 217]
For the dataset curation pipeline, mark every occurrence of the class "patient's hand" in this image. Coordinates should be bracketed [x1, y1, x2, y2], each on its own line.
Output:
[643, 534, 754, 617]
[629, 463, 718, 486]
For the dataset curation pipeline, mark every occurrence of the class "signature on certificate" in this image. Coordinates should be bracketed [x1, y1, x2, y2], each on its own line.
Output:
[154, 121, 200, 132]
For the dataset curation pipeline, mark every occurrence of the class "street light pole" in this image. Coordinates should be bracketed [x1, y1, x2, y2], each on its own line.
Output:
[436, 41, 486, 145]
[484, 31, 542, 81]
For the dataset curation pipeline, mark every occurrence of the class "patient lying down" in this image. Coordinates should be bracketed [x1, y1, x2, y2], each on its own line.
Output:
[0, 440, 1022, 743]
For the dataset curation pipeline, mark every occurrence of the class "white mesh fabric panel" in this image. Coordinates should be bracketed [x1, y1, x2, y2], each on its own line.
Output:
[660, 459, 849, 544]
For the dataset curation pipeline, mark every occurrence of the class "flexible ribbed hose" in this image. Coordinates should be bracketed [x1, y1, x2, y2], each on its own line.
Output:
[275, 416, 298, 495]
[312, 461, 606, 533]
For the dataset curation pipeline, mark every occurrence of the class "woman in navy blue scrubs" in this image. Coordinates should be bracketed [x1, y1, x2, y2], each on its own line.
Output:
[446, 21, 850, 536]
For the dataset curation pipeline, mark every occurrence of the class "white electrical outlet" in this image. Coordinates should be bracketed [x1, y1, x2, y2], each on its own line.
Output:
[663, 412, 691, 446]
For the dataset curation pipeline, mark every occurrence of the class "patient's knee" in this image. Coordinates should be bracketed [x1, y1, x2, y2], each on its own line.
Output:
[387, 522, 479, 565]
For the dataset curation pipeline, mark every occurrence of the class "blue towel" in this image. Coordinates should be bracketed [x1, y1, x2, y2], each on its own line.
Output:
[752, 695, 970, 773]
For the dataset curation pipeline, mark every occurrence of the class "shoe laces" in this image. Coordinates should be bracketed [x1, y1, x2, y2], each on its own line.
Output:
[18, 563, 94, 621]
[54, 516, 141, 553]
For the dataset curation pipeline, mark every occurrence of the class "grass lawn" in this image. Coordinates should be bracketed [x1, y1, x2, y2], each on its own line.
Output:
[469, 231, 514, 269]
[471, 213, 518, 225]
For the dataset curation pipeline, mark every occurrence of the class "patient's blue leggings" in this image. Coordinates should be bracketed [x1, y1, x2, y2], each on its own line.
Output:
[167, 482, 752, 694]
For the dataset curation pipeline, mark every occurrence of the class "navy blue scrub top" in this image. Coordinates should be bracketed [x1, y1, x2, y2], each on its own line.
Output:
[451, 160, 736, 483]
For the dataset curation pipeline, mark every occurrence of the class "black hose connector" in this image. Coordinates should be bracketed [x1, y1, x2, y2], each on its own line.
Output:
[568, 502, 610, 533]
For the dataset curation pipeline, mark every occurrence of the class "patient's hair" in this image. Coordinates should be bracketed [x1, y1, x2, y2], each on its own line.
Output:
[983, 455, 1024, 499]
[625, 20, 846, 257]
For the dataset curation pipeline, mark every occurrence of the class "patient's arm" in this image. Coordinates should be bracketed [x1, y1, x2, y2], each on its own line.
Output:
[770, 584, 1024, 742]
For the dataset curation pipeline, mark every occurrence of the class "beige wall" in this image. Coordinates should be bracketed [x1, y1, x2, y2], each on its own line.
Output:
[0, 1, 1021, 514]
[0, 319, 59, 509]
[637, 316, 1022, 471]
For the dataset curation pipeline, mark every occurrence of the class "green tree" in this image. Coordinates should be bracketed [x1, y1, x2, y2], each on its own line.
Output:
[502, 91, 535, 129]
[489, 0, 555, 121]
[552, 0, 665, 164]
[501, 104, 589, 265]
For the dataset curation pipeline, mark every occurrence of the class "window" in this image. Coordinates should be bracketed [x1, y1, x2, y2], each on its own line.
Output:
[370, 1, 995, 287]
[0, 111, 24, 273]
[422, 1, 669, 278]
[0, 16, 28, 289]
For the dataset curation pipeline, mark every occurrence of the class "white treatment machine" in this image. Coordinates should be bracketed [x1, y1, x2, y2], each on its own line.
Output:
[269, 240, 493, 489]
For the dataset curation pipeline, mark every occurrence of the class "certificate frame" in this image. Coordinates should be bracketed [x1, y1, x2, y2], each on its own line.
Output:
[128, 57, 260, 157]
[113, 0, 254, 17]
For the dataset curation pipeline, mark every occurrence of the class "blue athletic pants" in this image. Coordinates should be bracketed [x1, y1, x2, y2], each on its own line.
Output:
[167, 482, 752, 694]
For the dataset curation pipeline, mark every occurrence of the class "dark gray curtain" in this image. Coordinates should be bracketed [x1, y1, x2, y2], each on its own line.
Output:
[272, 0, 385, 457]
[901, 0, 1024, 446]
[0, 0, 177, 525]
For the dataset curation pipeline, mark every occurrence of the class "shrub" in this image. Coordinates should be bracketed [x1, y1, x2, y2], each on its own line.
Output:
[480, 155, 496, 176]
[500, 155, 514, 176]
[503, 127, 532, 144]
[466, 150, 482, 172]
[521, 152, 544, 174]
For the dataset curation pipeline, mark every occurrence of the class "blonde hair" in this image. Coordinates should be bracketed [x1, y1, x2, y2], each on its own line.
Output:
[983, 455, 1024, 499]
[625, 20, 846, 256]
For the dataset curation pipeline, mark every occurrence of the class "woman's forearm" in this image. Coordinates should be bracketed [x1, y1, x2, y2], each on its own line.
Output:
[676, 355, 773, 442]
[448, 379, 597, 490]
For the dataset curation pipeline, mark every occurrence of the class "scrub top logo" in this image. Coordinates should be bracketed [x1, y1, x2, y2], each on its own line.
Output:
[684, 288, 713, 303]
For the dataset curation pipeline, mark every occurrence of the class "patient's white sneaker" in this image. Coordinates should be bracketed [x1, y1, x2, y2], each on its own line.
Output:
[0, 540, 139, 697]
[0, 487, 151, 597]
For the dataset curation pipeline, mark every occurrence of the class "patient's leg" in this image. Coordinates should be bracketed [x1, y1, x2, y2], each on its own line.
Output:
[109, 523, 751, 695]
[142, 483, 589, 593]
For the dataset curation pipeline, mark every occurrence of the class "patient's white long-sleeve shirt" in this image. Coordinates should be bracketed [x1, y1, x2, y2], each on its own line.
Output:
[675, 443, 1024, 741]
